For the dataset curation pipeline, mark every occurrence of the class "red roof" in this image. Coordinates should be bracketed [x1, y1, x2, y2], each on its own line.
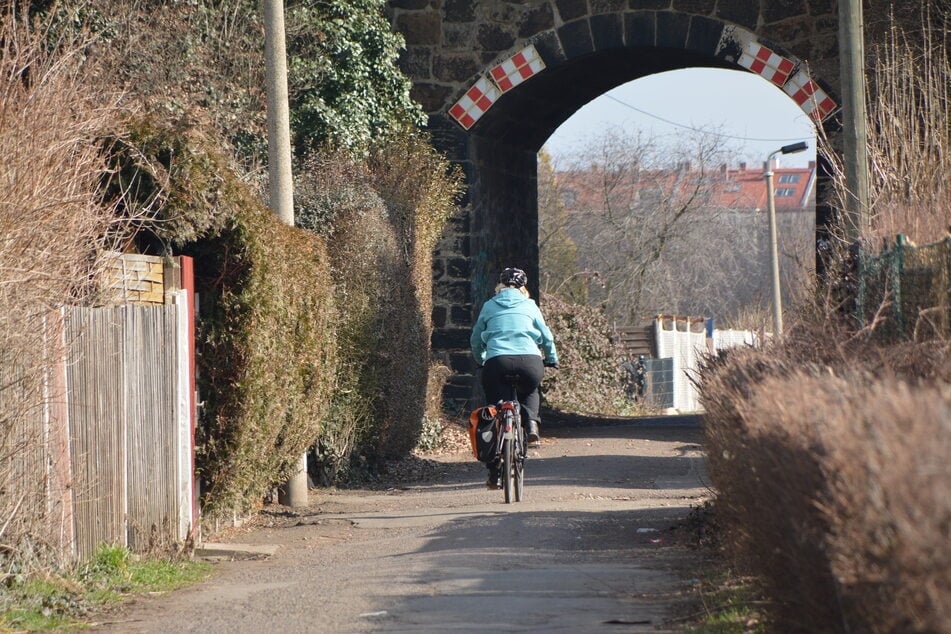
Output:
[556, 161, 816, 213]
[714, 161, 816, 211]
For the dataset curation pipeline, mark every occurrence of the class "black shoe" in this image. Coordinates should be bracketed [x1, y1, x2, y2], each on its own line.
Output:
[526, 419, 540, 445]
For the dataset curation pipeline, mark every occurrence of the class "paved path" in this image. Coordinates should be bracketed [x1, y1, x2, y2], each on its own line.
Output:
[95, 420, 709, 633]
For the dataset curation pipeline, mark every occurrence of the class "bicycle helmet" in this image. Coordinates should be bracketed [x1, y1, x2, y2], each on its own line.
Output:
[499, 267, 528, 288]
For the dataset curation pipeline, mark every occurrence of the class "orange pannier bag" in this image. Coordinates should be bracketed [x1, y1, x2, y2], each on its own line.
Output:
[468, 405, 498, 461]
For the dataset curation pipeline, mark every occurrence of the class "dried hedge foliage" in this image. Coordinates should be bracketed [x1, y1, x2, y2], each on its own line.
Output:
[105, 119, 244, 248]
[366, 130, 463, 457]
[296, 130, 462, 479]
[701, 12, 951, 627]
[300, 156, 397, 480]
[192, 204, 336, 517]
[114, 121, 337, 516]
[700, 342, 950, 633]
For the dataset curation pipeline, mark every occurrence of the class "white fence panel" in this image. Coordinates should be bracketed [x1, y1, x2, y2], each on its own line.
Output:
[655, 318, 762, 412]
[713, 328, 763, 350]
[654, 318, 707, 412]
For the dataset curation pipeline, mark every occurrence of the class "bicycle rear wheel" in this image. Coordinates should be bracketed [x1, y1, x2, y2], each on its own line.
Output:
[502, 435, 515, 503]
[513, 419, 525, 501]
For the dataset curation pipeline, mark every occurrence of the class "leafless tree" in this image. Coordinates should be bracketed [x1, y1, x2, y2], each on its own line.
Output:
[540, 125, 814, 327]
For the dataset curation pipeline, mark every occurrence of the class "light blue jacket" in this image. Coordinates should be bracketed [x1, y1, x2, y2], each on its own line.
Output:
[470, 288, 558, 365]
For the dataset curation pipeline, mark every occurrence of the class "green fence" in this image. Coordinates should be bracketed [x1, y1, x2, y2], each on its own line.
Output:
[856, 235, 951, 341]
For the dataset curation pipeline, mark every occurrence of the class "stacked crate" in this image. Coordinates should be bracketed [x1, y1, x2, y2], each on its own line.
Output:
[102, 253, 170, 305]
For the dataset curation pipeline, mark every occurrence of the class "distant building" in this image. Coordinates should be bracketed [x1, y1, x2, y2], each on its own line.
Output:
[555, 161, 817, 215]
[711, 161, 816, 212]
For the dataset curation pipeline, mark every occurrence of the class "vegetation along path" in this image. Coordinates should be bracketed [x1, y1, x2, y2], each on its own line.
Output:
[95, 417, 708, 633]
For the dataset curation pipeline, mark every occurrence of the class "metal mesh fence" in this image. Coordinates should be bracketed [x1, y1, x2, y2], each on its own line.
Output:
[857, 235, 950, 341]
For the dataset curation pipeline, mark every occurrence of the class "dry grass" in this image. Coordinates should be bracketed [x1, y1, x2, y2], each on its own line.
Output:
[820, 8, 950, 248]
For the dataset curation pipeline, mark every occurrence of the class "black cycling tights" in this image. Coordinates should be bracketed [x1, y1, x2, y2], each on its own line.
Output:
[481, 354, 544, 422]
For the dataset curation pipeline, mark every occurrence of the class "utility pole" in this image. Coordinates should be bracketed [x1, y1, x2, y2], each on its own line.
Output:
[264, 0, 294, 226]
[264, 0, 307, 507]
[838, 0, 870, 242]
[764, 159, 784, 339]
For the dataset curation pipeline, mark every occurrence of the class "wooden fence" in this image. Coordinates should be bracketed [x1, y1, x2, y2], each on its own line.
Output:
[65, 298, 194, 558]
[2, 254, 197, 562]
[614, 323, 655, 357]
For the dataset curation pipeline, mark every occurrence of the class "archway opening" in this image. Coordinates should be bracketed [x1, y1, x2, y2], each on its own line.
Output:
[426, 14, 839, 411]
[535, 68, 818, 415]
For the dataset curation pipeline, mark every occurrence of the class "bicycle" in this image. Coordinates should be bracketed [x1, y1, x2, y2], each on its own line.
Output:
[493, 372, 528, 504]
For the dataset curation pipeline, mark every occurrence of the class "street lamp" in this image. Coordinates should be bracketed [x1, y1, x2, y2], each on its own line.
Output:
[764, 141, 808, 340]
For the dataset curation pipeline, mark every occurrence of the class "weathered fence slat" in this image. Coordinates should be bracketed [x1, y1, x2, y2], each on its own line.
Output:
[67, 308, 126, 558]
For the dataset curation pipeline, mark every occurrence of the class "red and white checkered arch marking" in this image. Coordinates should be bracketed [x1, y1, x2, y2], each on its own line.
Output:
[448, 77, 501, 130]
[738, 41, 796, 87]
[489, 45, 546, 93]
[449, 45, 546, 130]
[783, 72, 838, 122]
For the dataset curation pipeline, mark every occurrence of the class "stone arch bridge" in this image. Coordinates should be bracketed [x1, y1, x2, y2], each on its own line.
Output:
[389, 0, 843, 405]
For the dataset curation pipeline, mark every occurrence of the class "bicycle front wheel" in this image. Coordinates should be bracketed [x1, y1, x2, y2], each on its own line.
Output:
[502, 436, 515, 503]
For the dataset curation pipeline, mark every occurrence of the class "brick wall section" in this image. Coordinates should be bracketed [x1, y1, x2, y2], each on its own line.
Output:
[391, 2, 839, 114]
[389, 0, 841, 409]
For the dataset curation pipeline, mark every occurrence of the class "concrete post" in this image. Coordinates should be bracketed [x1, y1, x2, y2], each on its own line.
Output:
[838, 0, 870, 241]
[264, 0, 295, 227]
[264, 0, 307, 507]
[279, 453, 309, 507]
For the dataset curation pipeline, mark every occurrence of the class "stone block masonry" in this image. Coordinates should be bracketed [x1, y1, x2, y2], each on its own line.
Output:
[389, 0, 842, 410]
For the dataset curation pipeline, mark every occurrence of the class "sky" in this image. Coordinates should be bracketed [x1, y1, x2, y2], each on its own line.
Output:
[542, 67, 818, 169]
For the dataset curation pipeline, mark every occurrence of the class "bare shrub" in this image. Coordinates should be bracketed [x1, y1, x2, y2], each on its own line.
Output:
[700, 345, 950, 632]
[191, 202, 337, 517]
[366, 129, 463, 458]
[57, 0, 270, 177]
[818, 379, 950, 633]
[0, 12, 130, 570]
[702, 359, 841, 632]
[295, 131, 461, 474]
[296, 150, 397, 480]
[820, 8, 950, 247]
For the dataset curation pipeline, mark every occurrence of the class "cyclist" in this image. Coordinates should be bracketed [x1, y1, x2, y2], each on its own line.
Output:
[470, 267, 558, 488]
